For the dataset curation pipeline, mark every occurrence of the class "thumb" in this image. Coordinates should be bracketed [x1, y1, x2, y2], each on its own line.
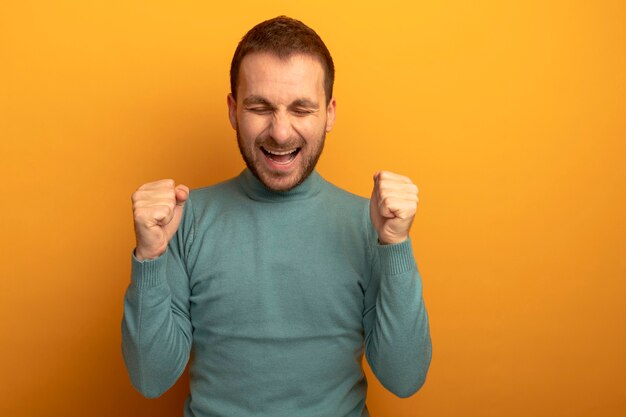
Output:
[165, 185, 189, 236]
[165, 187, 188, 239]
[175, 184, 190, 206]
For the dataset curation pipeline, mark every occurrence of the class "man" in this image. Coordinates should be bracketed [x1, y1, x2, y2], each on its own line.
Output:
[122, 16, 431, 417]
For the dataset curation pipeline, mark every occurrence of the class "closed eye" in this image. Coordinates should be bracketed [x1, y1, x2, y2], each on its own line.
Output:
[246, 107, 273, 114]
[292, 108, 315, 116]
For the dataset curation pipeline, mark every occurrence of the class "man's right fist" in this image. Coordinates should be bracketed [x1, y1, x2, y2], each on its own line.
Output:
[131, 179, 189, 261]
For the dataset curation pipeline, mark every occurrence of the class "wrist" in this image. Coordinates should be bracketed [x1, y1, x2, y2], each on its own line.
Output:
[376, 238, 416, 275]
[377, 235, 409, 245]
[134, 247, 163, 261]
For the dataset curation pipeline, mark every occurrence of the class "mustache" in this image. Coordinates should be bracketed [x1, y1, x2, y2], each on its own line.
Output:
[255, 136, 304, 150]
[234, 122, 304, 150]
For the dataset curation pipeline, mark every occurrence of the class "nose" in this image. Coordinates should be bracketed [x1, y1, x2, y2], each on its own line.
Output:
[268, 111, 293, 144]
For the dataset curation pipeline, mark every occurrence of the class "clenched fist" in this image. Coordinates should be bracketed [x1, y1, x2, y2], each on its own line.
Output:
[132, 179, 189, 260]
[370, 171, 419, 245]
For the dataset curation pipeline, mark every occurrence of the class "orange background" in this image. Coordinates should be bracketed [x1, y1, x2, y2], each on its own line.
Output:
[1, 1, 625, 416]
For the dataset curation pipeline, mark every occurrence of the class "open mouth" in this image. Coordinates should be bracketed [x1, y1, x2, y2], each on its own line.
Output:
[261, 146, 301, 165]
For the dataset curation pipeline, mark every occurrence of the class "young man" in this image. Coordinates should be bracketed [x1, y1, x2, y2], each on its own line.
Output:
[123, 15, 431, 417]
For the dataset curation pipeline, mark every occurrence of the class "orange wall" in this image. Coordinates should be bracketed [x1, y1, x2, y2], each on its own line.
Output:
[1, 1, 625, 416]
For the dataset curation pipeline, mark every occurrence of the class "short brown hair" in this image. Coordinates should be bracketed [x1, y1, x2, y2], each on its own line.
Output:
[230, 16, 335, 104]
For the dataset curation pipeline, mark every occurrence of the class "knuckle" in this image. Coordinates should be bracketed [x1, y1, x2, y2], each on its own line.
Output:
[133, 208, 149, 223]
[381, 195, 394, 207]
[380, 194, 393, 208]
[131, 190, 145, 204]
[378, 179, 392, 191]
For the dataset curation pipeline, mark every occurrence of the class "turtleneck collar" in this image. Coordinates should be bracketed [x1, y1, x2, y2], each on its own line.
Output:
[237, 168, 323, 202]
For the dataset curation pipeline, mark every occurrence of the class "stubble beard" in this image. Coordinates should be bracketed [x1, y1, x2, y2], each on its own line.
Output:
[236, 128, 326, 192]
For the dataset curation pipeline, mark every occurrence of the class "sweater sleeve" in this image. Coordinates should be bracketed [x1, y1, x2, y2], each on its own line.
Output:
[362, 205, 432, 398]
[121, 197, 195, 398]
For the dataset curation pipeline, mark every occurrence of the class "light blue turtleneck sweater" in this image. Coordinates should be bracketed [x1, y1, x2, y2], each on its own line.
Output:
[122, 169, 431, 417]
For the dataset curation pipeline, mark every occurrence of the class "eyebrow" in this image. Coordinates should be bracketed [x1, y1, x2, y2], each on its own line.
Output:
[242, 95, 274, 107]
[290, 98, 319, 110]
[242, 95, 319, 110]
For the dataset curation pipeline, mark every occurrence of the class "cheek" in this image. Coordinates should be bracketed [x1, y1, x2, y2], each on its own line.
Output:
[295, 117, 326, 137]
[237, 115, 268, 142]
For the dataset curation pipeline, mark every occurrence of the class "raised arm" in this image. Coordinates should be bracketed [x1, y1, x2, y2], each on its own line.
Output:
[121, 179, 194, 398]
[362, 171, 432, 397]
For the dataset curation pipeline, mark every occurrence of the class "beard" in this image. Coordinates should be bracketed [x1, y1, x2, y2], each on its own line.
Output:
[236, 127, 326, 192]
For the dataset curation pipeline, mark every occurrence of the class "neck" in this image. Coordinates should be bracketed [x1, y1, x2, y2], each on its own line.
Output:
[238, 168, 323, 202]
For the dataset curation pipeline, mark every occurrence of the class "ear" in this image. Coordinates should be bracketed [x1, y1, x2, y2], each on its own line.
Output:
[227, 93, 237, 130]
[325, 97, 337, 132]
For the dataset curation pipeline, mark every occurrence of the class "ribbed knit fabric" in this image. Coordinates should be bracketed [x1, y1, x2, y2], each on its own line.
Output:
[122, 169, 432, 417]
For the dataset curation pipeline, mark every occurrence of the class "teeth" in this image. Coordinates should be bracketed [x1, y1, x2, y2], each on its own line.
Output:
[264, 148, 297, 155]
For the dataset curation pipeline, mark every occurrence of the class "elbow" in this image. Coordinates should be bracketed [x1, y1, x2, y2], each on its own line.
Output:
[373, 365, 431, 399]
[123, 361, 170, 399]
[385, 364, 430, 398]
[123, 356, 172, 399]
[395, 341, 433, 398]
[123, 362, 178, 400]
[390, 371, 428, 398]
[121, 341, 170, 399]
[134, 382, 168, 399]
[375, 342, 432, 399]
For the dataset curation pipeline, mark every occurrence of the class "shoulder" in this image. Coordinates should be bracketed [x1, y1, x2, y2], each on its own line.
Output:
[321, 179, 369, 209]
[189, 176, 239, 202]
[319, 178, 372, 232]
[320, 177, 379, 258]
[183, 175, 244, 221]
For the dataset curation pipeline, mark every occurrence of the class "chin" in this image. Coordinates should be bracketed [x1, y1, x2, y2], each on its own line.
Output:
[237, 134, 323, 192]
[258, 170, 303, 192]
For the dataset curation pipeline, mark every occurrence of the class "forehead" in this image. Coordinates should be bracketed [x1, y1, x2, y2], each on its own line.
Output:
[237, 53, 325, 102]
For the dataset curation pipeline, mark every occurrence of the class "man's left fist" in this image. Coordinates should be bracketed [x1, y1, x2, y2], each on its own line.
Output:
[370, 171, 419, 245]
